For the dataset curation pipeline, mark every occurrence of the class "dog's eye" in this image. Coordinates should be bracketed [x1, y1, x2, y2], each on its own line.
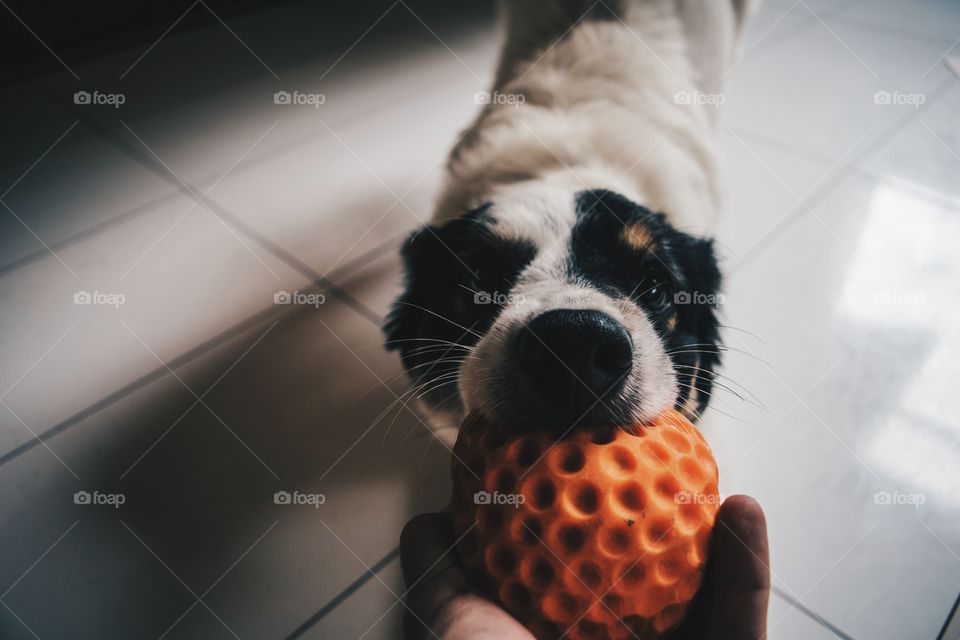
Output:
[641, 286, 670, 311]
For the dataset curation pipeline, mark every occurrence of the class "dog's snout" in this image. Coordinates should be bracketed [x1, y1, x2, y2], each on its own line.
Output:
[516, 309, 632, 414]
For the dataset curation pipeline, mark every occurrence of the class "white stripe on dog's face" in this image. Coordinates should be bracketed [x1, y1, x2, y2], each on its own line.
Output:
[384, 188, 722, 437]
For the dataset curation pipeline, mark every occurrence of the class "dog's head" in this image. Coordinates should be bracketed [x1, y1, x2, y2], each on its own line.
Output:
[385, 188, 721, 437]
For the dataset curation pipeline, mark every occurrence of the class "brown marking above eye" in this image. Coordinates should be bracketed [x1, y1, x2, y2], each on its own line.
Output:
[620, 222, 657, 251]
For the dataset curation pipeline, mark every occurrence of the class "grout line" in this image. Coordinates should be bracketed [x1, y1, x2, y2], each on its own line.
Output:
[822, 10, 960, 47]
[313, 548, 864, 640]
[0, 188, 184, 278]
[4, 77, 419, 280]
[771, 585, 857, 640]
[39, 92, 385, 324]
[283, 546, 400, 640]
[938, 590, 960, 640]
[727, 124, 960, 213]
[739, 6, 823, 57]
[0, 234, 401, 468]
[0, 302, 277, 467]
[728, 75, 957, 273]
[734, 0, 868, 61]
[0, 60, 422, 468]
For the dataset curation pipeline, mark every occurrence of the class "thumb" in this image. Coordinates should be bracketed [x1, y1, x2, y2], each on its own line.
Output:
[705, 494, 770, 639]
[400, 513, 469, 638]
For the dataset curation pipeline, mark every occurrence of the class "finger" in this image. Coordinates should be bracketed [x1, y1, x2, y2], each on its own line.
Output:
[400, 513, 470, 639]
[706, 494, 770, 639]
[400, 512, 459, 586]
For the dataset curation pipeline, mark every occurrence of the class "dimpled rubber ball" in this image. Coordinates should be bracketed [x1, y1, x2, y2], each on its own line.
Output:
[450, 410, 720, 640]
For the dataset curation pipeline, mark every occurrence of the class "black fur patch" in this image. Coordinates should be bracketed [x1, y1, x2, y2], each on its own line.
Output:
[384, 205, 537, 409]
[571, 189, 722, 417]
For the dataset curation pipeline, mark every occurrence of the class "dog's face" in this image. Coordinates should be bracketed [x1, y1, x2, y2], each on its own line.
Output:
[385, 188, 721, 437]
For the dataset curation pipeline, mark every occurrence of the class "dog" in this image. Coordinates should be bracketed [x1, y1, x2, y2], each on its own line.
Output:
[385, 0, 753, 441]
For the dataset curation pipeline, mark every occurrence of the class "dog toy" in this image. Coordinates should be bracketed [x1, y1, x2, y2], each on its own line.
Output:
[450, 410, 719, 640]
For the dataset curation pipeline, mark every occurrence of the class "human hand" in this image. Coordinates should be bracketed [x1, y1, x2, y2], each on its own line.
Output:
[400, 495, 769, 639]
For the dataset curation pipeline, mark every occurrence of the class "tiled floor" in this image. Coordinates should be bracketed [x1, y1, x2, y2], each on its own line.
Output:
[1, 0, 958, 639]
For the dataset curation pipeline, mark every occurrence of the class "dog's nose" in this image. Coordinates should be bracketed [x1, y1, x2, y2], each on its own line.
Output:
[515, 309, 632, 414]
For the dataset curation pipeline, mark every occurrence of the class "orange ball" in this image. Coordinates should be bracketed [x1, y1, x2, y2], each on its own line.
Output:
[450, 410, 720, 640]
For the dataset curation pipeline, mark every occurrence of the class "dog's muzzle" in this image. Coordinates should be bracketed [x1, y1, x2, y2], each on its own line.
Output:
[514, 308, 633, 427]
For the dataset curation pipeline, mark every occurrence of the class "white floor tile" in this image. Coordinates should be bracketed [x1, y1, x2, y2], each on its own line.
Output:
[832, 0, 960, 42]
[738, 0, 823, 54]
[33, 3, 497, 188]
[0, 269, 451, 638]
[0, 193, 305, 455]
[715, 127, 839, 262]
[723, 14, 954, 161]
[861, 84, 960, 202]
[205, 73, 483, 275]
[0, 100, 180, 272]
[704, 171, 960, 640]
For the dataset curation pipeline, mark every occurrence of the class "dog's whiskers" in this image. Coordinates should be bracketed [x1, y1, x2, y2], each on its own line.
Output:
[385, 337, 474, 349]
[672, 364, 766, 409]
[718, 324, 768, 346]
[666, 343, 768, 365]
[395, 302, 482, 338]
[405, 344, 473, 358]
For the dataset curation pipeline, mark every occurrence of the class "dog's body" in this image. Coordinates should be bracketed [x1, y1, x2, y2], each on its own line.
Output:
[387, 0, 753, 442]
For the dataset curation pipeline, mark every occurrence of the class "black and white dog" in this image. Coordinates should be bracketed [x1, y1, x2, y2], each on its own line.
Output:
[385, 0, 752, 441]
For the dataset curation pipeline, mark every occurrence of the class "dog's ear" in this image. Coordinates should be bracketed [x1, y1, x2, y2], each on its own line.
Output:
[673, 233, 721, 346]
[670, 233, 722, 418]
[383, 225, 442, 351]
[676, 235, 721, 305]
